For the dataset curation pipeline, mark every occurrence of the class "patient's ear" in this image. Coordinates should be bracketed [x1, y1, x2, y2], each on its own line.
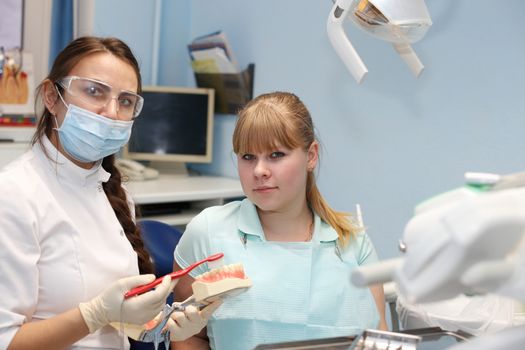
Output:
[42, 80, 59, 115]
[307, 141, 319, 171]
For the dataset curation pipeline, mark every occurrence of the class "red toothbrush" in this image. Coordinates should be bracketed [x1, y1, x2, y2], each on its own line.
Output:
[124, 253, 224, 299]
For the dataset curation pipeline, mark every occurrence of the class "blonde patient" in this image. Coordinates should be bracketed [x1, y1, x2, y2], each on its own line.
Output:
[172, 91, 387, 350]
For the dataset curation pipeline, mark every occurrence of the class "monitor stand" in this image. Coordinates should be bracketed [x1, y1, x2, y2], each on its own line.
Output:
[149, 161, 188, 176]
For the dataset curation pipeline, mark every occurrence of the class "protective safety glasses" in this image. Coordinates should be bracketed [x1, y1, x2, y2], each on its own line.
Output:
[57, 76, 144, 120]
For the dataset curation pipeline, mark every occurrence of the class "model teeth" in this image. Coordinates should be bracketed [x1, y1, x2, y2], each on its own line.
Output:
[196, 263, 246, 282]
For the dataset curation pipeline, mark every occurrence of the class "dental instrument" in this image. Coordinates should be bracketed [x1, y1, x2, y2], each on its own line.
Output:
[355, 203, 364, 228]
[117, 262, 252, 350]
[351, 329, 421, 350]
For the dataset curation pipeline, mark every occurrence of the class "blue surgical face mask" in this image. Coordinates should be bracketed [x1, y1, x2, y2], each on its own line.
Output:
[54, 104, 134, 163]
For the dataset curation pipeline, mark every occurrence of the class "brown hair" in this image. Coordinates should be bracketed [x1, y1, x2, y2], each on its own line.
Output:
[32, 36, 153, 274]
[233, 91, 358, 246]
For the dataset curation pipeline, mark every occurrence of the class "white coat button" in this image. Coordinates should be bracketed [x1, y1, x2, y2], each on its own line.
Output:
[120, 230, 124, 236]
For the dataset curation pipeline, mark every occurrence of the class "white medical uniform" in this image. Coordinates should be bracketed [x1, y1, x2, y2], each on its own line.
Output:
[0, 136, 139, 350]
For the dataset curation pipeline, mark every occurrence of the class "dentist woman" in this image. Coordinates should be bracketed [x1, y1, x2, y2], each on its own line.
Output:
[0, 36, 217, 349]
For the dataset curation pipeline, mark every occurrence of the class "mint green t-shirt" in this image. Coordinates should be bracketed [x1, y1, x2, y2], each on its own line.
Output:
[175, 199, 380, 350]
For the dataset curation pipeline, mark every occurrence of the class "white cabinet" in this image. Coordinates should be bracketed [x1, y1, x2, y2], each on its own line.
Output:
[125, 174, 244, 226]
[0, 142, 30, 168]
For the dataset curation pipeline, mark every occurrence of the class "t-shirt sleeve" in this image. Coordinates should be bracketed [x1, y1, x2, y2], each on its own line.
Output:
[174, 209, 212, 278]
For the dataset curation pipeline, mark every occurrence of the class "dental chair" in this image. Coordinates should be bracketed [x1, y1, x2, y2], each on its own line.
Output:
[129, 219, 183, 350]
[138, 219, 183, 300]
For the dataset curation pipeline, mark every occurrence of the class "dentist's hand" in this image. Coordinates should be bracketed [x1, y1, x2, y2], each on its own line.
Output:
[168, 300, 223, 341]
[79, 274, 174, 333]
[109, 299, 223, 341]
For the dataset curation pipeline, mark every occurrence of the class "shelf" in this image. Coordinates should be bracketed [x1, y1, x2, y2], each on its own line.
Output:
[0, 142, 31, 168]
[126, 174, 243, 204]
[194, 64, 255, 114]
[139, 207, 203, 226]
[0, 127, 35, 142]
[127, 174, 244, 227]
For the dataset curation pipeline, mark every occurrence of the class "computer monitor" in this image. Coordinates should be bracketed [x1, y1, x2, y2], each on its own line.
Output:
[123, 86, 215, 172]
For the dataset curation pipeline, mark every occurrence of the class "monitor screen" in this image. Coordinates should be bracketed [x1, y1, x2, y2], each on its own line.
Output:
[124, 86, 214, 163]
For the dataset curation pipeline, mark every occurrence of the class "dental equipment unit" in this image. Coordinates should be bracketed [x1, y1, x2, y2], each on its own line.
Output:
[327, 0, 432, 83]
[351, 171, 525, 350]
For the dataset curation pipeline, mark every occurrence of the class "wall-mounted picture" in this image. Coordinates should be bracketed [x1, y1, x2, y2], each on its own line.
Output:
[0, 52, 35, 115]
[0, 0, 31, 116]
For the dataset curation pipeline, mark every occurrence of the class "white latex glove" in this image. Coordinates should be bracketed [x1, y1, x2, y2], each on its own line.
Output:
[110, 299, 223, 341]
[79, 274, 174, 333]
[168, 299, 223, 341]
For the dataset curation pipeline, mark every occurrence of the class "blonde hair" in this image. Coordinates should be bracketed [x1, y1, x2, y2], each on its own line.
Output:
[233, 92, 358, 245]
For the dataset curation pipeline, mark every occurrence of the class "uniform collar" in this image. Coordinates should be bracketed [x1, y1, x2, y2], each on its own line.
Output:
[237, 199, 339, 243]
[34, 135, 111, 187]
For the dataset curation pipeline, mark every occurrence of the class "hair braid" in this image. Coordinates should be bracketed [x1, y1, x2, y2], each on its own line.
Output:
[102, 156, 154, 274]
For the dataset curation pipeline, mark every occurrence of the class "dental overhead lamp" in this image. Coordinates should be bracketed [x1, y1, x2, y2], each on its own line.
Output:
[327, 0, 432, 83]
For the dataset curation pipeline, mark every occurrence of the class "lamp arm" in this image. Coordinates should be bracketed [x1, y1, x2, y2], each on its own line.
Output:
[393, 42, 424, 77]
[327, 0, 368, 83]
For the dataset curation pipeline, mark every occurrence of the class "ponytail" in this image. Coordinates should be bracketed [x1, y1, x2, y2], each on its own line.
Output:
[306, 172, 358, 246]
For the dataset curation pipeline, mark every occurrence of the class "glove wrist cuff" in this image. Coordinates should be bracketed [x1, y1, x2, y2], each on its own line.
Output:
[78, 301, 108, 333]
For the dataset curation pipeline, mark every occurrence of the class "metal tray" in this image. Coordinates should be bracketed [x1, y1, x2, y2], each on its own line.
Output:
[351, 329, 421, 350]
[252, 327, 471, 350]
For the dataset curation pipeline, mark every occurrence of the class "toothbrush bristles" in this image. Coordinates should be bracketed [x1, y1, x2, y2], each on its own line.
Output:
[206, 256, 224, 271]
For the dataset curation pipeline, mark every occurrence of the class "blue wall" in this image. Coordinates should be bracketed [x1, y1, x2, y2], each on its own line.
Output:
[93, 0, 160, 85]
[93, 0, 525, 259]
